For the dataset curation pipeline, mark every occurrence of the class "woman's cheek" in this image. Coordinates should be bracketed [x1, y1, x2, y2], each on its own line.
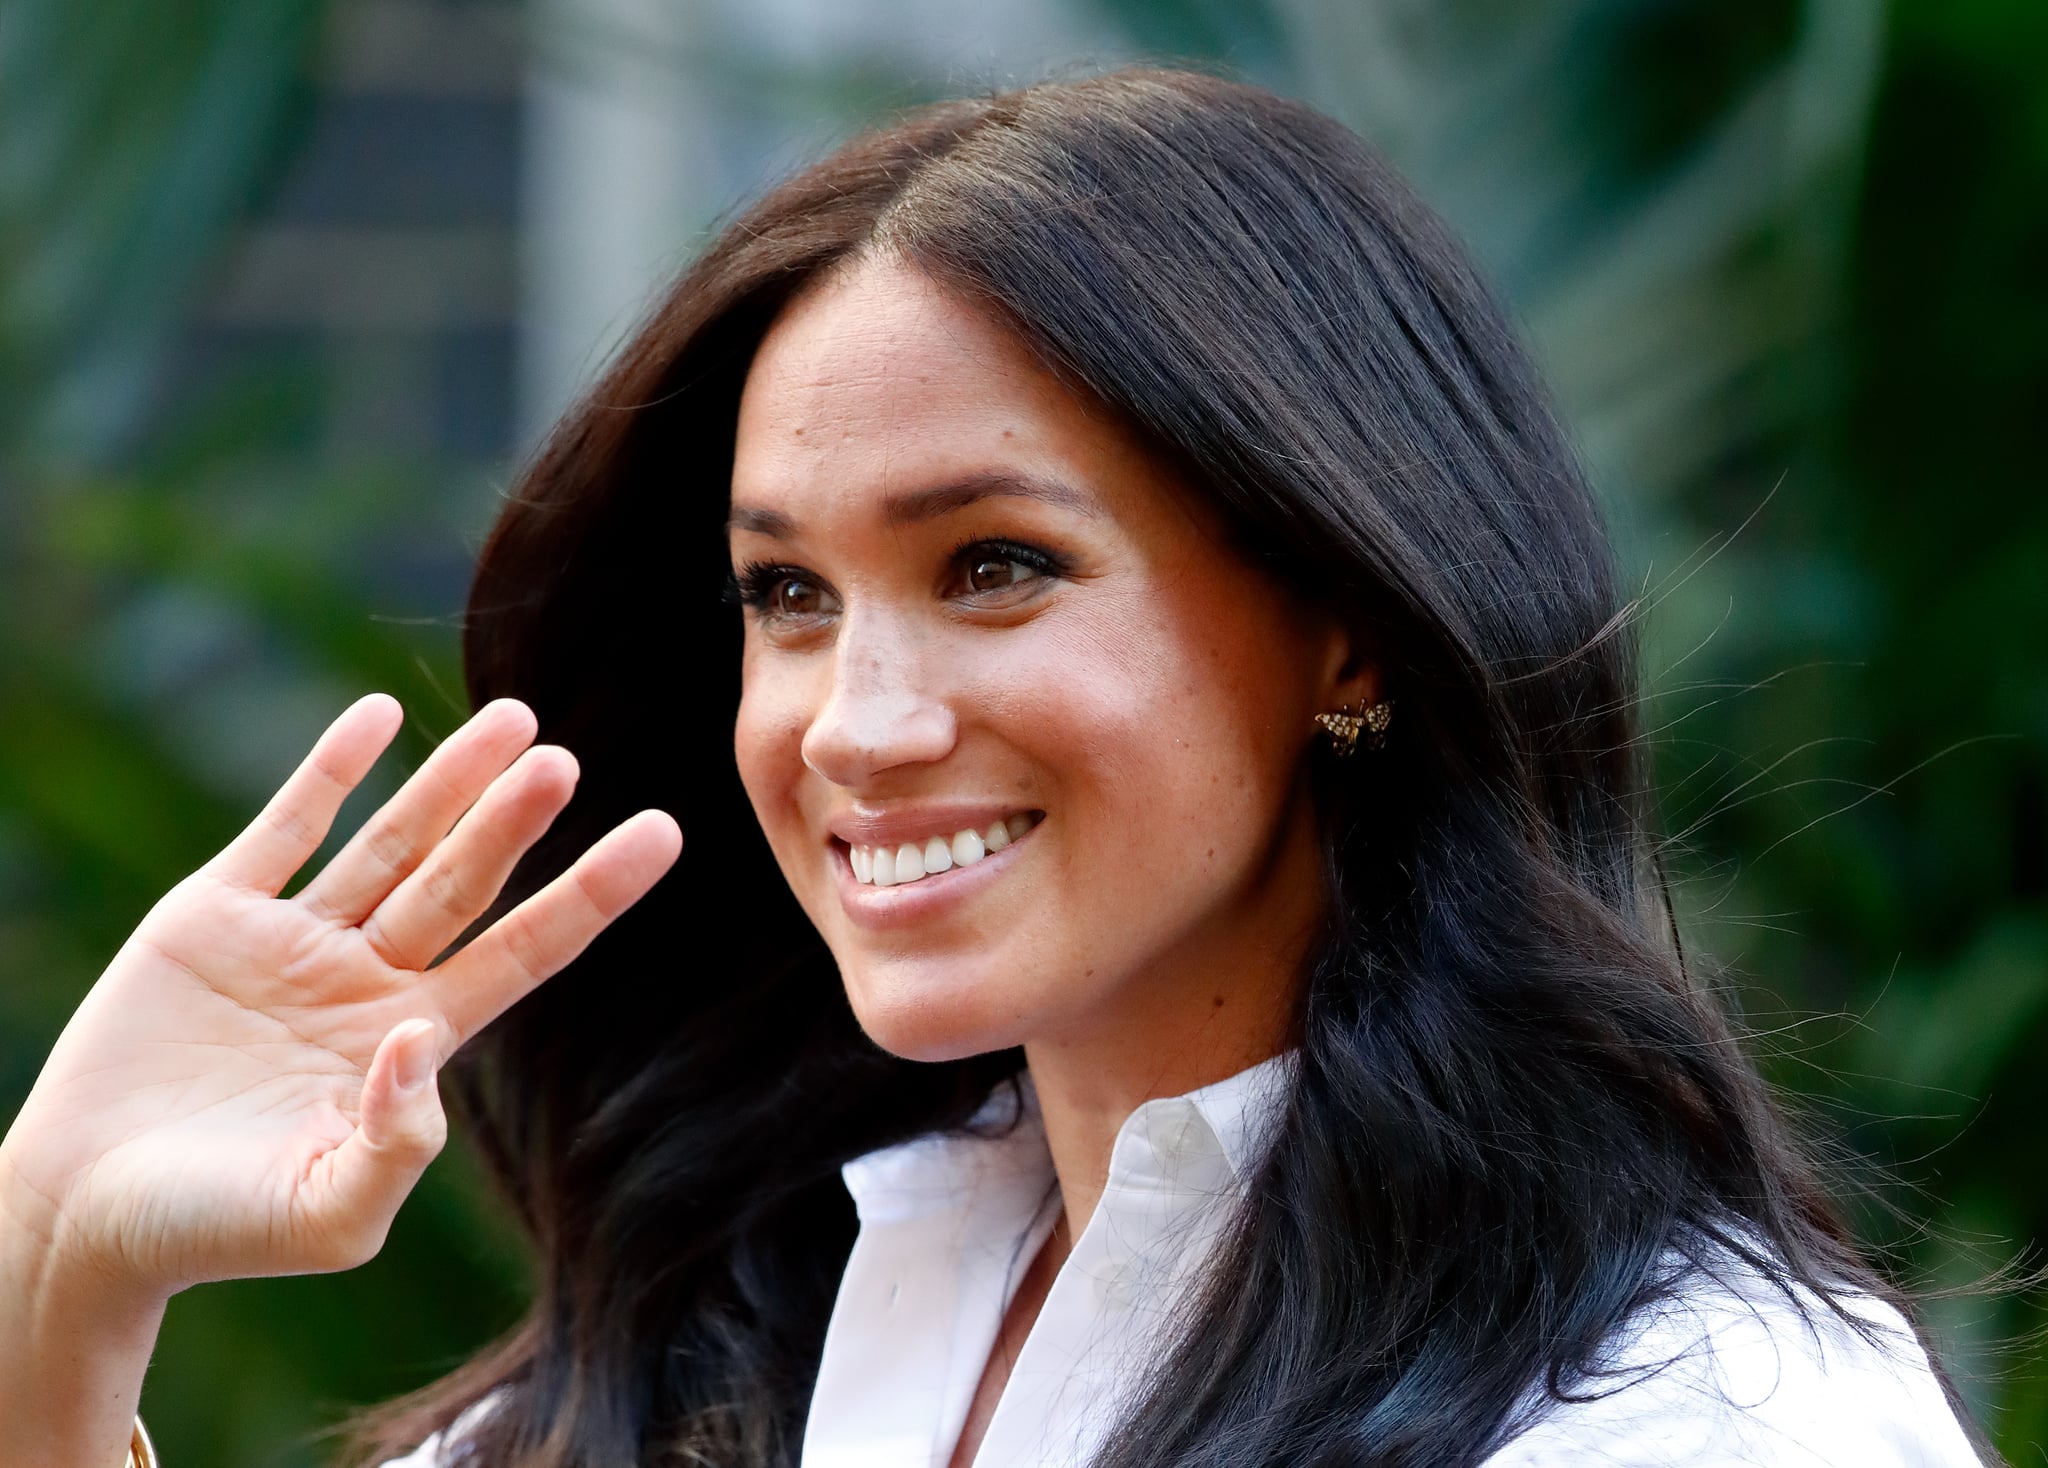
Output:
[733, 666, 818, 857]
[1050, 592, 1243, 779]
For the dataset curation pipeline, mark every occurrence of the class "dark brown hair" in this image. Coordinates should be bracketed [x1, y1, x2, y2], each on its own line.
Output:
[342, 67, 1982, 1467]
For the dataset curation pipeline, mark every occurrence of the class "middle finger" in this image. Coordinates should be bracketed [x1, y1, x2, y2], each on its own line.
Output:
[359, 743, 580, 972]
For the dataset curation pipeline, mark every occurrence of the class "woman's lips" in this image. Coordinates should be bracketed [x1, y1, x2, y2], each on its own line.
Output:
[848, 810, 1041, 887]
[831, 814, 1041, 930]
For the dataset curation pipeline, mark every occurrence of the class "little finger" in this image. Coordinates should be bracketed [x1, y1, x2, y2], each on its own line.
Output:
[205, 694, 404, 895]
[297, 698, 538, 925]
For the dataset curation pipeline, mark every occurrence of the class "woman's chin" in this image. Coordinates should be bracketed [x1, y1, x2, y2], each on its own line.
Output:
[839, 966, 1035, 1064]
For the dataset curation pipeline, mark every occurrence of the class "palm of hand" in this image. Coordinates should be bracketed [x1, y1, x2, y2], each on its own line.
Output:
[57, 881, 434, 1285]
[1, 695, 680, 1295]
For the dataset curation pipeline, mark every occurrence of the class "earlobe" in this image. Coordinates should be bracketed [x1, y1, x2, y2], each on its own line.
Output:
[1308, 621, 1391, 756]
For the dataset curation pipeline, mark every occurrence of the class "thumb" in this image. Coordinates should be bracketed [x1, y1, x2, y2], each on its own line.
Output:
[312, 1019, 449, 1270]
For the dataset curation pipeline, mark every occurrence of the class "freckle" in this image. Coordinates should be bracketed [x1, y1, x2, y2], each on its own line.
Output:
[1206, 847, 1214, 859]
[1212, 996, 1225, 1009]
[1084, 968, 1094, 978]
[792, 427, 805, 437]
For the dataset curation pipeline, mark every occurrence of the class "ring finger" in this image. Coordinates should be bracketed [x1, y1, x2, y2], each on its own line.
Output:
[358, 743, 579, 972]
[297, 699, 538, 925]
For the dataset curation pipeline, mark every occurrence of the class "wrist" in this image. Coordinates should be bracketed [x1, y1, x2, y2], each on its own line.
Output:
[0, 1150, 169, 1468]
[0, 1144, 171, 1330]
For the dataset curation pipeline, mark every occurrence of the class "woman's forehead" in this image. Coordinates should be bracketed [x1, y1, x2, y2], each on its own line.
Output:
[728, 259, 1158, 529]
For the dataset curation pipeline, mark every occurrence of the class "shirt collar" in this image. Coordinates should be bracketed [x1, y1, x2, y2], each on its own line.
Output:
[839, 1050, 1296, 1223]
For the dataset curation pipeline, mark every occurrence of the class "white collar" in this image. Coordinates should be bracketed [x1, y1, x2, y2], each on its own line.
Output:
[839, 1050, 1297, 1223]
[806, 1052, 1296, 1468]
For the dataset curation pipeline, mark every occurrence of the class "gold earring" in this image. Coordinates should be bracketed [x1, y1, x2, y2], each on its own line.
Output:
[1313, 696, 1393, 757]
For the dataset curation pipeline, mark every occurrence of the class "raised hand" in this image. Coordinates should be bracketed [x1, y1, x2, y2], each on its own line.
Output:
[0, 694, 681, 1300]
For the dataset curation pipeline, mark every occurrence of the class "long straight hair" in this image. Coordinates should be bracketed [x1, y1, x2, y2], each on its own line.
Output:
[344, 67, 1981, 1467]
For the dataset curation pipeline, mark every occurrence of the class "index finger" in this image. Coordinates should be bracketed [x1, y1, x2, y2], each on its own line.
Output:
[421, 809, 682, 1043]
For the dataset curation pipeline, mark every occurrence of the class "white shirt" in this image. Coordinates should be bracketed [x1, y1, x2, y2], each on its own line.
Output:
[803, 1056, 1296, 1467]
[806, 1054, 1982, 1467]
[390, 1054, 1983, 1466]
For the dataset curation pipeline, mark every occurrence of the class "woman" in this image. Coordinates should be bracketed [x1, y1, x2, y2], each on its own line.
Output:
[0, 69, 1990, 1467]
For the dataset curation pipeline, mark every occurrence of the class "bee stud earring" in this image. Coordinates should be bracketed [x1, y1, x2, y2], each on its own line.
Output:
[1313, 696, 1393, 757]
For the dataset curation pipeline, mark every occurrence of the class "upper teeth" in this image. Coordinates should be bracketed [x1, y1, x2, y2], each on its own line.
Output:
[851, 813, 1038, 887]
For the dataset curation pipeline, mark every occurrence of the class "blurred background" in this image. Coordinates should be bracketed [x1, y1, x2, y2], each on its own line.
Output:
[1, 0, 2042, 1461]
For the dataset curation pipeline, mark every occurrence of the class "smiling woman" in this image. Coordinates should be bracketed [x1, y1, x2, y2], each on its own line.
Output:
[0, 66, 1990, 1468]
[726, 262, 1354, 1083]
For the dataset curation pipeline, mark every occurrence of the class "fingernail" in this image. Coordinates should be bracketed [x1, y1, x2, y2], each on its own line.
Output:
[396, 1024, 435, 1092]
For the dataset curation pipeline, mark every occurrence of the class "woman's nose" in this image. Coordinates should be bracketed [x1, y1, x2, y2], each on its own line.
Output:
[800, 626, 958, 787]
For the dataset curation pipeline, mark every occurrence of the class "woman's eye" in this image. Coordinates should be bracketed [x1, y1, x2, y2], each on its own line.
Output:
[727, 562, 840, 621]
[964, 555, 1035, 593]
[769, 576, 830, 617]
[952, 540, 1063, 599]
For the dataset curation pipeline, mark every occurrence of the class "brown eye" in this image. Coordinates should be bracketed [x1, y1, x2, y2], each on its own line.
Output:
[772, 577, 828, 616]
[964, 555, 1032, 593]
[942, 538, 1065, 603]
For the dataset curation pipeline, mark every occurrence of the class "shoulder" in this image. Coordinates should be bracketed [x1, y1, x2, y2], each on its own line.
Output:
[1483, 1245, 1985, 1468]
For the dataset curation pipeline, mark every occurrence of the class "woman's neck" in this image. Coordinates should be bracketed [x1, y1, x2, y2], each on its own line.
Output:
[1024, 1006, 1294, 1244]
[1018, 782, 1322, 1240]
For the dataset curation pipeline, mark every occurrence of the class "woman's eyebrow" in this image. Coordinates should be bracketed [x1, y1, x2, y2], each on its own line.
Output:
[726, 472, 1098, 540]
[725, 504, 801, 539]
[880, 472, 1100, 528]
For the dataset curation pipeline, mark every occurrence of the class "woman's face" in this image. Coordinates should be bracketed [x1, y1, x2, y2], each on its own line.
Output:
[729, 257, 1372, 1068]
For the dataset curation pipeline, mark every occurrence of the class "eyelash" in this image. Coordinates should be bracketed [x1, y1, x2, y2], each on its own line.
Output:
[721, 562, 798, 611]
[723, 537, 1070, 616]
[959, 536, 1073, 596]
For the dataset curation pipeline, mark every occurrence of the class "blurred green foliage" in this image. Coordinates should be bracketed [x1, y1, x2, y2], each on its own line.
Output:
[1, 3, 528, 1465]
[1, 0, 2042, 1462]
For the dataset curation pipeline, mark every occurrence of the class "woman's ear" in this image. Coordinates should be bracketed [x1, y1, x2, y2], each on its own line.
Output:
[1311, 615, 1383, 717]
